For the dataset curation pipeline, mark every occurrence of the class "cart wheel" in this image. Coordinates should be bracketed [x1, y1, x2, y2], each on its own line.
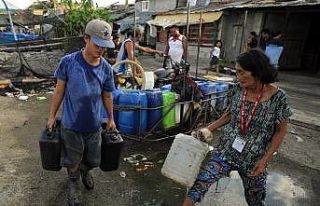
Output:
[112, 60, 146, 90]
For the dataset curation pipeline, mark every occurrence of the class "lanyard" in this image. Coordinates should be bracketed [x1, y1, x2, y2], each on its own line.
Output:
[240, 85, 264, 135]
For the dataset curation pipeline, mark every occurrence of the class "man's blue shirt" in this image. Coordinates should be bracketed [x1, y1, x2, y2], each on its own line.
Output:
[54, 51, 115, 132]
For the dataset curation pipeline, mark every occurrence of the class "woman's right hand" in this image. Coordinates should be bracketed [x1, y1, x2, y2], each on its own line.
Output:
[191, 127, 213, 142]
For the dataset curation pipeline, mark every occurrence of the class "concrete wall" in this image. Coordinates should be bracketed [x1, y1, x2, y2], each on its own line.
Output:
[156, 42, 211, 67]
[149, 0, 177, 12]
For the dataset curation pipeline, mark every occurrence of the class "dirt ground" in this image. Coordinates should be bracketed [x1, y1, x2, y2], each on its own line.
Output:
[0, 89, 320, 206]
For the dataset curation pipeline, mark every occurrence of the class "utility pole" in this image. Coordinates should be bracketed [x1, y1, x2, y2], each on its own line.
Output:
[195, 12, 203, 79]
[186, 0, 190, 39]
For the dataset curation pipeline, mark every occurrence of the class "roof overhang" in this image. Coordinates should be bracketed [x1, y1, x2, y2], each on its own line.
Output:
[149, 11, 222, 28]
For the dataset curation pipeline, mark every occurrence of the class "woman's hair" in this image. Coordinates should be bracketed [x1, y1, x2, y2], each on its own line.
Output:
[215, 40, 222, 47]
[236, 49, 277, 84]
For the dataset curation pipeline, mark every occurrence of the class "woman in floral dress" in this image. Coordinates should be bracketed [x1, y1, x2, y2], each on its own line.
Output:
[183, 49, 293, 206]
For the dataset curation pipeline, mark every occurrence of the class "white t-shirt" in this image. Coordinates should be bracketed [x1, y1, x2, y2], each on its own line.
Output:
[211, 46, 220, 58]
[168, 35, 184, 64]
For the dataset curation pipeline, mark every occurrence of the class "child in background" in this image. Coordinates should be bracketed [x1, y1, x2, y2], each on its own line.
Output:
[206, 40, 222, 74]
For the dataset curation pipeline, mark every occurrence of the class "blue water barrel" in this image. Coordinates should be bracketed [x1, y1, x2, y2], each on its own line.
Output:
[118, 91, 148, 135]
[100, 90, 123, 126]
[216, 83, 229, 111]
[160, 84, 172, 92]
[198, 81, 217, 95]
[145, 89, 163, 130]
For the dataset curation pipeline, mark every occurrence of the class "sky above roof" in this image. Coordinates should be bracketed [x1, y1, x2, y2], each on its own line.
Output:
[4, 0, 135, 10]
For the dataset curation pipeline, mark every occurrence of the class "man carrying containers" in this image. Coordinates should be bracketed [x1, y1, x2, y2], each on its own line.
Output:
[46, 19, 116, 206]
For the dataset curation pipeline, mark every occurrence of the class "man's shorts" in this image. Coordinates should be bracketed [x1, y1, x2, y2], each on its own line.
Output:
[60, 125, 102, 169]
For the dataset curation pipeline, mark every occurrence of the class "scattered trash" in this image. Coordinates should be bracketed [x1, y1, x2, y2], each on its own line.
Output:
[23, 120, 29, 126]
[124, 154, 154, 173]
[36, 96, 47, 101]
[157, 159, 164, 164]
[290, 129, 297, 135]
[5, 92, 14, 98]
[124, 154, 148, 165]
[294, 135, 304, 143]
[18, 95, 29, 101]
[120, 171, 126, 178]
[135, 164, 149, 172]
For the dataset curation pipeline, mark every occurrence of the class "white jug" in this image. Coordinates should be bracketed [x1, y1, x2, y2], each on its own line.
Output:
[161, 133, 210, 188]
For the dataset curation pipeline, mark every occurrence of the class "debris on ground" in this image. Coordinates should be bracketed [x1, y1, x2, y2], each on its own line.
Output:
[36, 96, 47, 101]
[119, 171, 126, 178]
[124, 154, 155, 172]
[18, 95, 29, 101]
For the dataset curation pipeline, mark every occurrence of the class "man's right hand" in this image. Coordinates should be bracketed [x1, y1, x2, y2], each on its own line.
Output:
[46, 117, 56, 131]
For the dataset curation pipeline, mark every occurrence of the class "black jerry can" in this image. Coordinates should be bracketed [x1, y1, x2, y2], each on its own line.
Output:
[100, 123, 124, 172]
[39, 120, 62, 171]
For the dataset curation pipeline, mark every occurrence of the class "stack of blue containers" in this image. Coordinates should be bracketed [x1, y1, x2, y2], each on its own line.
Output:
[197, 81, 229, 110]
[145, 89, 163, 131]
[217, 82, 229, 111]
[118, 91, 148, 135]
[100, 89, 123, 123]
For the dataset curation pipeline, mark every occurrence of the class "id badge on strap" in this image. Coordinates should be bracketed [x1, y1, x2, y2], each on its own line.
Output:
[232, 136, 247, 153]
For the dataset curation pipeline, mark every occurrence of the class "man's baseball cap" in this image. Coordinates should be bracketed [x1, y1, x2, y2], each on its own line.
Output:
[85, 19, 115, 48]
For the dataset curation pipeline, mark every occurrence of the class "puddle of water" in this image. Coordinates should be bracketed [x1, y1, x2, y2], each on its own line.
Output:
[197, 171, 306, 206]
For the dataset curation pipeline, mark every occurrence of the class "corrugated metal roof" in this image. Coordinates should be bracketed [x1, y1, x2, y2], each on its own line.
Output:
[155, 0, 320, 16]
[115, 12, 155, 32]
[221, 0, 320, 10]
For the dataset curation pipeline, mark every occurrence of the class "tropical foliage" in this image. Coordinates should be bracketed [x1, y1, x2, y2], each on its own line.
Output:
[62, 0, 111, 36]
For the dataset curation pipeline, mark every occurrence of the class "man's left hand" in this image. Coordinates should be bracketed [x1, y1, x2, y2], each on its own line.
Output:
[249, 159, 267, 177]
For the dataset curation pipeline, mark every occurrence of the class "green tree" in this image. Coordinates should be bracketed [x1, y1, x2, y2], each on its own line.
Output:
[62, 0, 111, 36]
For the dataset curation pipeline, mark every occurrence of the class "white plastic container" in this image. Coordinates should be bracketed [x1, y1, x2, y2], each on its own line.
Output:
[175, 94, 190, 124]
[161, 133, 210, 188]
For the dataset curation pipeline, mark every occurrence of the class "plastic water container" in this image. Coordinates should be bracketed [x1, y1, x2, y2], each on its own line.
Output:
[216, 83, 229, 111]
[100, 89, 123, 125]
[118, 91, 148, 135]
[160, 84, 172, 92]
[175, 94, 181, 124]
[162, 92, 176, 129]
[39, 119, 61, 171]
[145, 89, 163, 130]
[143, 71, 155, 90]
[100, 125, 124, 172]
[198, 82, 210, 95]
[161, 133, 210, 188]
[207, 82, 218, 108]
[175, 94, 190, 124]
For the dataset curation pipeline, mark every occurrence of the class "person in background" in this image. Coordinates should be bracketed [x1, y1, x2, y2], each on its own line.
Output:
[269, 31, 283, 46]
[206, 40, 222, 74]
[259, 29, 271, 51]
[104, 34, 121, 65]
[164, 25, 188, 66]
[46, 19, 116, 206]
[183, 49, 292, 206]
[246, 31, 258, 51]
[116, 26, 163, 74]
